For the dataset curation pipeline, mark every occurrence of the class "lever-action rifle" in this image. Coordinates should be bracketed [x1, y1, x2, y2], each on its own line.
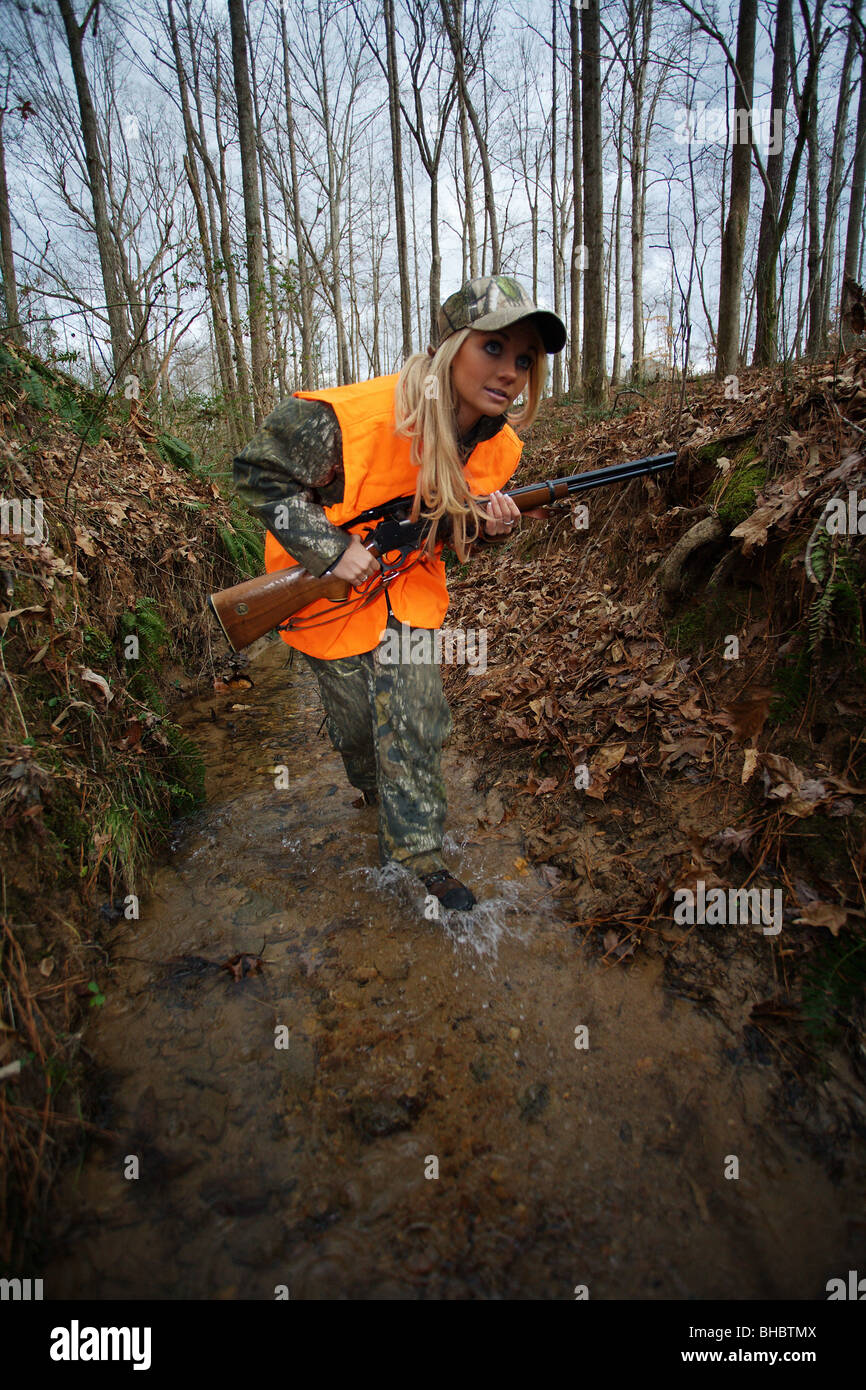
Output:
[208, 451, 676, 651]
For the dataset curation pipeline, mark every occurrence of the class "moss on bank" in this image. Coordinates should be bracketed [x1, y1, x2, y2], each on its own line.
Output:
[708, 439, 766, 527]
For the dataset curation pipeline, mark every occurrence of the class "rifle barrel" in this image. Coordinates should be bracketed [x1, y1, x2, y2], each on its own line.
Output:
[505, 452, 677, 507]
[342, 453, 677, 529]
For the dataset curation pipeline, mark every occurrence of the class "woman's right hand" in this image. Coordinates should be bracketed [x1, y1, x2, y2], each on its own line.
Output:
[331, 535, 380, 585]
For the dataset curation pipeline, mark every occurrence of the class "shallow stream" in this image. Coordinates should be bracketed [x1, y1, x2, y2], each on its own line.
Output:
[46, 639, 862, 1299]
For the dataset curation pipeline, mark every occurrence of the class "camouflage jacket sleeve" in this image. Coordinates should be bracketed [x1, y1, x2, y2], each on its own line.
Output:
[233, 397, 349, 577]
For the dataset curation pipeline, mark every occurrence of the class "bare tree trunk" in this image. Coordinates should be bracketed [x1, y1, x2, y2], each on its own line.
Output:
[228, 0, 271, 420]
[278, 0, 314, 389]
[370, 150, 383, 375]
[551, 0, 562, 396]
[247, 18, 284, 398]
[185, 2, 223, 278]
[569, 0, 582, 391]
[315, 1, 351, 384]
[513, 52, 541, 306]
[611, 66, 626, 391]
[841, 35, 866, 348]
[361, 0, 455, 344]
[531, 144, 540, 300]
[102, 119, 150, 380]
[559, 66, 573, 380]
[715, 0, 757, 378]
[57, 0, 130, 376]
[384, 0, 413, 358]
[183, 155, 238, 420]
[289, 293, 300, 380]
[805, 68, 823, 357]
[441, 0, 500, 274]
[580, 0, 606, 405]
[481, 55, 494, 277]
[458, 83, 477, 278]
[628, 0, 652, 379]
[428, 173, 442, 343]
[480, 151, 488, 274]
[348, 159, 358, 379]
[165, 0, 239, 442]
[212, 32, 254, 431]
[0, 109, 22, 344]
[409, 144, 422, 347]
[795, 193, 808, 358]
[817, 0, 859, 348]
[752, 0, 792, 366]
[603, 191, 613, 360]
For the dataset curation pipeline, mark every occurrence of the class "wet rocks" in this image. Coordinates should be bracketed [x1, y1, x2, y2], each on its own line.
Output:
[349, 1092, 425, 1142]
[278, 1038, 316, 1088]
[350, 965, 379, 985]
[374, 958, 410, 982]
[227, 1222, 285, 1268]
[350, 1098, 411, 1141]
[518, 1082, 549, 1122]
[469, 1053, 493, 1083]
[198, 1175, 296, 1219]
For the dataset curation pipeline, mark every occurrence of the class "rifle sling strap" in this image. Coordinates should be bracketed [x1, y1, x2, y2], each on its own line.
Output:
[277, 550, 428, 633]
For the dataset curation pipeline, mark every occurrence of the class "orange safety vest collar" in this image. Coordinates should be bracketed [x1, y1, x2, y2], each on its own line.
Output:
[263, 373, 523, 659]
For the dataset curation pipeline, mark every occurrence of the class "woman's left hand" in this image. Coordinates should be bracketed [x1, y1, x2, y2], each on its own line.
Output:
[483, 490, 521, 535]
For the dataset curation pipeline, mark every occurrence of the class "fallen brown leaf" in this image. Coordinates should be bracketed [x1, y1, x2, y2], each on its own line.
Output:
[794, 902, 848, 935]
[220, 952, 264, 982]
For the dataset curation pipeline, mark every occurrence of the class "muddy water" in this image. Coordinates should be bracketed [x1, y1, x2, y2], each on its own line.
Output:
[46, 639, 861, 1299]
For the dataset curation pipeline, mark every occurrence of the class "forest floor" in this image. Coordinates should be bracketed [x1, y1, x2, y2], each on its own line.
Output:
[1, 340, 864, 1294]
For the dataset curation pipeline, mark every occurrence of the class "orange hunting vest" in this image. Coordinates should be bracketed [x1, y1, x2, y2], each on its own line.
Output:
[263, 374, 523, 659]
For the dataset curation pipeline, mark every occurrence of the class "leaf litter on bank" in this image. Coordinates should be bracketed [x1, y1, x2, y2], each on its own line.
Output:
[445, 352, 866, 1086]
[0, 339, 260, 1257]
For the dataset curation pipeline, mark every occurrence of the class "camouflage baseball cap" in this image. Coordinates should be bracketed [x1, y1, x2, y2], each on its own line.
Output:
[434, 275, 567, 354]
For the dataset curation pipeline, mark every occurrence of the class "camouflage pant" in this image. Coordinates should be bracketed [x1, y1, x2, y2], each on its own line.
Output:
[303, 615, 452, 872]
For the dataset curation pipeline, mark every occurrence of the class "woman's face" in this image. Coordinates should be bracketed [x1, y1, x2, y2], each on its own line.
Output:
[450, 325, 542, 434]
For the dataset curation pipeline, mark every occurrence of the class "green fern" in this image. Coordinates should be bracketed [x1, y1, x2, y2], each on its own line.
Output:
[807, 538, 865, 668]
[119, 596, 168, 660]
[218, 501, 264, 578]
[801, 932, 866, 1048]
[769, 646, 812, 725]
[162, 721, 206, 813]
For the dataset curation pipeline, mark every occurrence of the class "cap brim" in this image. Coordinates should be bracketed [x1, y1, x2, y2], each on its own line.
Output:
[468, 307, 567, 354]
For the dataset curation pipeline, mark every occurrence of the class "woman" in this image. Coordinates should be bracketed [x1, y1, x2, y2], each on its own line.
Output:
[233, 275, 566, 911]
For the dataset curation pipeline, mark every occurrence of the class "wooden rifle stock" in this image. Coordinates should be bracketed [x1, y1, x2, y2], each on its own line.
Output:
[208, 451, 676, 651]
[208, 564, 353, 651]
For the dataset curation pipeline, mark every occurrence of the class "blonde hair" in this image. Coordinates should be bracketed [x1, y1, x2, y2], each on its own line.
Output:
[393, 325, 548, 560]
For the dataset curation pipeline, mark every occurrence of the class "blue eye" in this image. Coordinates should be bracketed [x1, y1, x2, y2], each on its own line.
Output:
[484, 338, 532, 370]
